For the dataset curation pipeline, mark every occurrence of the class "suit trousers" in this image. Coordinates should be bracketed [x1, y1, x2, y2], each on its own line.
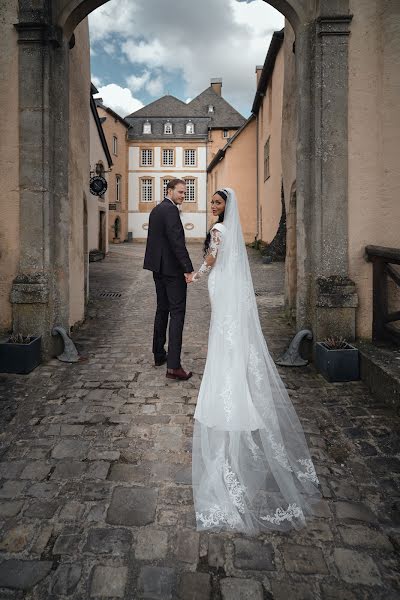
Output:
[152, 272, 187, 369]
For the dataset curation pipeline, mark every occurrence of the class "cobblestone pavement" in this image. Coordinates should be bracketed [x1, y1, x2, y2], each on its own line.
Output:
[0, 243, 399, 600]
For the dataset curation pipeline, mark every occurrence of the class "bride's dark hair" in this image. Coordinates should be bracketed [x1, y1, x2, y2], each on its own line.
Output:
[203, 189, 228, 257]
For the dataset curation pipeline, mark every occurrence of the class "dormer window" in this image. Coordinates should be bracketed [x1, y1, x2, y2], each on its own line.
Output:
[208, 105, 214, 113]
[164, 121, 173, 134]
[143, 120, 151, 134]
[186, 120, 194, 134]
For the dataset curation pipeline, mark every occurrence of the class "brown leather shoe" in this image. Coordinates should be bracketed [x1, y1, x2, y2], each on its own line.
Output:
[166, 367, 193, 381]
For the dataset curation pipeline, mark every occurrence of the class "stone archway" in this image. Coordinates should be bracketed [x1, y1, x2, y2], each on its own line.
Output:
[13, 0, 356, 356]
[57, 0, 305, 39]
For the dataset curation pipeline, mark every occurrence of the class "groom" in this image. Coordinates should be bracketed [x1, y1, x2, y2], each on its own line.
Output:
[143, 179, 194, 381]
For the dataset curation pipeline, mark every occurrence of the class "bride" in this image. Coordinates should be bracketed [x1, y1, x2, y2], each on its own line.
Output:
[186, 188, 321, 534]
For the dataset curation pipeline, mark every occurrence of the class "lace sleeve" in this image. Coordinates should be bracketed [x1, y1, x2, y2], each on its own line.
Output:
[193, 228, 222, 281]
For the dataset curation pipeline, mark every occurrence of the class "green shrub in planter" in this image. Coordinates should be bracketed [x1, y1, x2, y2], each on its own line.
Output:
[315, 337, 359, 382]
[0, 335, 42, 374]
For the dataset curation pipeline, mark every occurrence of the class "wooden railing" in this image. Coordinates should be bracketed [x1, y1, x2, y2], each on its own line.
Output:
[366, 245, 400, 345]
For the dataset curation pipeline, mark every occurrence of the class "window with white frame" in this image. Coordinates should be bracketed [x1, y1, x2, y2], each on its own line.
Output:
[116, 175, 121, 202]
[141, 178, 153, 202]
[143, 120, 151, 134]
[208, 105, 214, 113]
[141, 148, 153, 166]
[186, 121, 194, 134]
[162, 178, 172, 198]
[164, 121, 173, 134]
[184, 149, 196, 166]
[184, 178, 196, 202]
[162, 148, 174, 166]
[112, 135, 118, 155]
[223, 129, 229, 138]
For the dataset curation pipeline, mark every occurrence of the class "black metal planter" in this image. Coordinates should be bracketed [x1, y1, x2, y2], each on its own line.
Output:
[0, 336, 42, 374]
[315, 341, 359, 383]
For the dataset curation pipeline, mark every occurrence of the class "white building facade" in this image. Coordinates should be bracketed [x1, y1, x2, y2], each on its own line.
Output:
[128, 142, 207, 240]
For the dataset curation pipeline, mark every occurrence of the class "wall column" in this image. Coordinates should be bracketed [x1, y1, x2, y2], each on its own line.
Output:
[310, 5, 358, 341]
[12, 2, 71, 357]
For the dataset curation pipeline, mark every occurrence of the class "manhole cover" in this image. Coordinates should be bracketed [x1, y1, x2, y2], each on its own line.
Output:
[97, 292, 122, 299]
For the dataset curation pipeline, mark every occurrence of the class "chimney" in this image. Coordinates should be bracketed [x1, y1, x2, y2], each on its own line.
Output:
[255, 66, 263, 87]
[210, 78, 222, 96]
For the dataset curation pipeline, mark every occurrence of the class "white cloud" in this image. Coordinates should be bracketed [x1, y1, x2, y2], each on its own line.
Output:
[92, 75, 102, 89]
[126, 70, 165, 97]
[95, 83, 144, 117]
[126, 71, 150, 92]
[89, 0, 284, 114]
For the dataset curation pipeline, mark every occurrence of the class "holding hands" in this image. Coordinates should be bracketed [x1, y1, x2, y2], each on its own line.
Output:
[185, 272, 195, 284]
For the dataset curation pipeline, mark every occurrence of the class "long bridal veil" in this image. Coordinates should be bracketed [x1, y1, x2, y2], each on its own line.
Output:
[192, 188, 321, 534]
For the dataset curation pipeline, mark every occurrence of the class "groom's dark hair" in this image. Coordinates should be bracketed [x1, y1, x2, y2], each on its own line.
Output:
[166, 178, 186, 192]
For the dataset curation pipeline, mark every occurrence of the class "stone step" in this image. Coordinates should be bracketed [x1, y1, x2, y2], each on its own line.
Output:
[356, 340, 400, 413]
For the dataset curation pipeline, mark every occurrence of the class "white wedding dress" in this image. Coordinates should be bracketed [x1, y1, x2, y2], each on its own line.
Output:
[191, 188, 321, 534]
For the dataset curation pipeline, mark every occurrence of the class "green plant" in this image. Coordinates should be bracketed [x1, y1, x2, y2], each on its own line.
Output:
[322, 336, 348, 350]
[8, 333, 34, 344]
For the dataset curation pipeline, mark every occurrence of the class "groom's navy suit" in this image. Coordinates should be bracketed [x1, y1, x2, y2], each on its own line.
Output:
[144, 198, 193, 369]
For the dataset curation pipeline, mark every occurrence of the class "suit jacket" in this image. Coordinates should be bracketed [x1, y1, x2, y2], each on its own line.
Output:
[143, 198, 194, 276]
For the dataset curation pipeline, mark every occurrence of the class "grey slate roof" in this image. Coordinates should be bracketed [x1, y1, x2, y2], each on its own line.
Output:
[125, 86, 246, 140]
[189, 87, 246, 129]
[126, 95, 191, 118]
[126, 116, 209, 141]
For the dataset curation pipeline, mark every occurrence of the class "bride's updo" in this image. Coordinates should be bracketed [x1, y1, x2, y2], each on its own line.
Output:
[203, 189, 228, 256]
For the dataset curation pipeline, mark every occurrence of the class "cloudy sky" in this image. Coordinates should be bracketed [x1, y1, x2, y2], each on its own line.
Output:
[89, 0, 284, 118]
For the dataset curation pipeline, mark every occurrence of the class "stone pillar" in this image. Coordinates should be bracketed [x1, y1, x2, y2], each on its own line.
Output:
[13, 2, 70, 357]
[311, 7, 358, 341]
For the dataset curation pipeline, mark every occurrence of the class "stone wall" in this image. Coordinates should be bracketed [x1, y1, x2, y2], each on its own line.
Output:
[281, 21, 297, 317]
[0, 0, 19, 334]
[348, 0, 400, 338]
[68, 19, 91, 326]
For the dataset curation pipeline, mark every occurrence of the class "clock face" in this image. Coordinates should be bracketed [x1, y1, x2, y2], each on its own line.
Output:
[90, 176, 108, 196]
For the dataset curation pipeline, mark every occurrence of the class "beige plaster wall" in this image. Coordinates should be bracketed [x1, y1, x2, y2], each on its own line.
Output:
[348, 0, 400, 338]
[0, 1, 19, 333]
[69, 19, 91, 327]
[97, 106, 128, 243]
[208, 129, 236, 166]
[257, 45, 284, 244]
[207, 118, 257, 244]
[89, 111, 109, 254]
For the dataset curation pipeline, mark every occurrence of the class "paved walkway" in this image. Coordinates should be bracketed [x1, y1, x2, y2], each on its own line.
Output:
[0, 244, 399, 600]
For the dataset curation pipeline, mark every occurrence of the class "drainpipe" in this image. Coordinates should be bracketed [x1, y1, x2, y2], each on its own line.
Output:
[255, 111, 259, 241]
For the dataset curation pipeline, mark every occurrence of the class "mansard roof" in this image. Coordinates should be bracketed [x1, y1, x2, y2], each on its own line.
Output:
[126, 116, 209, 141]
[188, 87, 246, 129]
[125, 84, 246, 137]
[126, 95, 190, 118]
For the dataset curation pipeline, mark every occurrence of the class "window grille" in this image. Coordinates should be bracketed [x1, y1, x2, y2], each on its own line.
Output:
[186, 121, 194, 134]
[164, 121, 173, 134]
[141, 178, 153, 202]
[184, 149, 196, 166]
[116, 175, 121, 202]
[141, 149, 153, 166]
[162, 149, 174, 166]
[162, 178, 171, 198]
[184, 178, 196, 202]
[112, 135, 118, 155]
